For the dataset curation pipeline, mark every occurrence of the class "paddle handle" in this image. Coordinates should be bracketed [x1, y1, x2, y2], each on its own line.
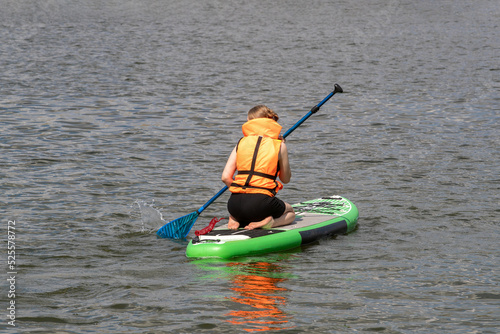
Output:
[197, 84, 343, 215]
[283, 84, 343, 139]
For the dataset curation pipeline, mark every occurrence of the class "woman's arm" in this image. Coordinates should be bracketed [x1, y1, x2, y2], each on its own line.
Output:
[221, 146, 237, 187]
[278, 142, 292, 184]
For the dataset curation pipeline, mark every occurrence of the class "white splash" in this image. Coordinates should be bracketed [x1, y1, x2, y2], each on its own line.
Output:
[135, 200, 166, 233]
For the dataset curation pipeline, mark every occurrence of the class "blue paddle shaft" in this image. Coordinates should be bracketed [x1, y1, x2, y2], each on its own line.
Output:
[283, 85, 342, 138]
[197, 185, 228, 215]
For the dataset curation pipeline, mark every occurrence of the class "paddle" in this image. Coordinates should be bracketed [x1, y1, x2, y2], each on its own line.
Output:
[157, 84, 343, 239]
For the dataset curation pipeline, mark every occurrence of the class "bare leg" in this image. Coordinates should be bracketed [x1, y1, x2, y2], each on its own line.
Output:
[271, 203, 295, 227]
[243, 203, 295, 230]
[228, 215, 240, 230]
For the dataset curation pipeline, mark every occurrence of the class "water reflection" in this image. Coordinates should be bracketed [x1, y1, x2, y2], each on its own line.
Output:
[225, 261, 294, 332]
[192, 253, 298, 332]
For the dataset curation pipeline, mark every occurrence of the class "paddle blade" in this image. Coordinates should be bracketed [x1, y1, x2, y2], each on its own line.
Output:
[156, 211, 199, 239]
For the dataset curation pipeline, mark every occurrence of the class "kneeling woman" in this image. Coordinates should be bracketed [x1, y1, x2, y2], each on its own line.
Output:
[221, 105, 296, 230]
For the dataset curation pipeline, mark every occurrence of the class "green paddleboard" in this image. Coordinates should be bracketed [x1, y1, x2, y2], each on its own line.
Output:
[186, 195, 358, 259]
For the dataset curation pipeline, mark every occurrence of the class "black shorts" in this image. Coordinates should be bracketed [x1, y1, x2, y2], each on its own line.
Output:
[227, 193, 286, 227]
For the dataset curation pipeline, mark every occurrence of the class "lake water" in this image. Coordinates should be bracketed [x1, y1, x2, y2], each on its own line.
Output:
[1, 0, 499, 333]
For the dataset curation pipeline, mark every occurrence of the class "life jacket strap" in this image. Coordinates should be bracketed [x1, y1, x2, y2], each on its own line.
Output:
[236, 170, 276, 180]
[242, 136, 263, 187]
[230, 182, 277, 196]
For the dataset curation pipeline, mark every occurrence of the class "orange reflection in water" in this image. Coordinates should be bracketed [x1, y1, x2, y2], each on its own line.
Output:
[225, 261, 294, 332]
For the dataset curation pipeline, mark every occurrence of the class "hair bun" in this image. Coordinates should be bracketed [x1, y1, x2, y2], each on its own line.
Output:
[248, 105, 279, 121]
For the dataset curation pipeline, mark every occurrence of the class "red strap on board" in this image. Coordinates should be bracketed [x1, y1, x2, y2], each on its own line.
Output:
[194, 217, 225, 236]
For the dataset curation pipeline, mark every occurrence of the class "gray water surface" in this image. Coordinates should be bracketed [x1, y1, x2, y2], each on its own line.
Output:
[1, 0, 499, 333]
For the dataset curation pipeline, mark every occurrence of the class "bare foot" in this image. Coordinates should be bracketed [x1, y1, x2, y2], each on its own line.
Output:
[244, 216, 273, 230]
[228, 216, 240, 230]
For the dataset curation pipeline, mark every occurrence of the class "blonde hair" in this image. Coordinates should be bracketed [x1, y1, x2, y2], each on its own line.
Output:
[247, 105, 279, 121]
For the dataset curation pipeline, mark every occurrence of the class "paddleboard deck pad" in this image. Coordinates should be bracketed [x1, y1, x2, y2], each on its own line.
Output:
[186, 195, 358, 259]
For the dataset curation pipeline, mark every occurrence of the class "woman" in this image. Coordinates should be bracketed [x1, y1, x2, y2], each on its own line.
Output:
[221, 105, 296, 230]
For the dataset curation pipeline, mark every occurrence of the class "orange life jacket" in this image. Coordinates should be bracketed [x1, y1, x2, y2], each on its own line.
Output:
[229, 118, 283, 197]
